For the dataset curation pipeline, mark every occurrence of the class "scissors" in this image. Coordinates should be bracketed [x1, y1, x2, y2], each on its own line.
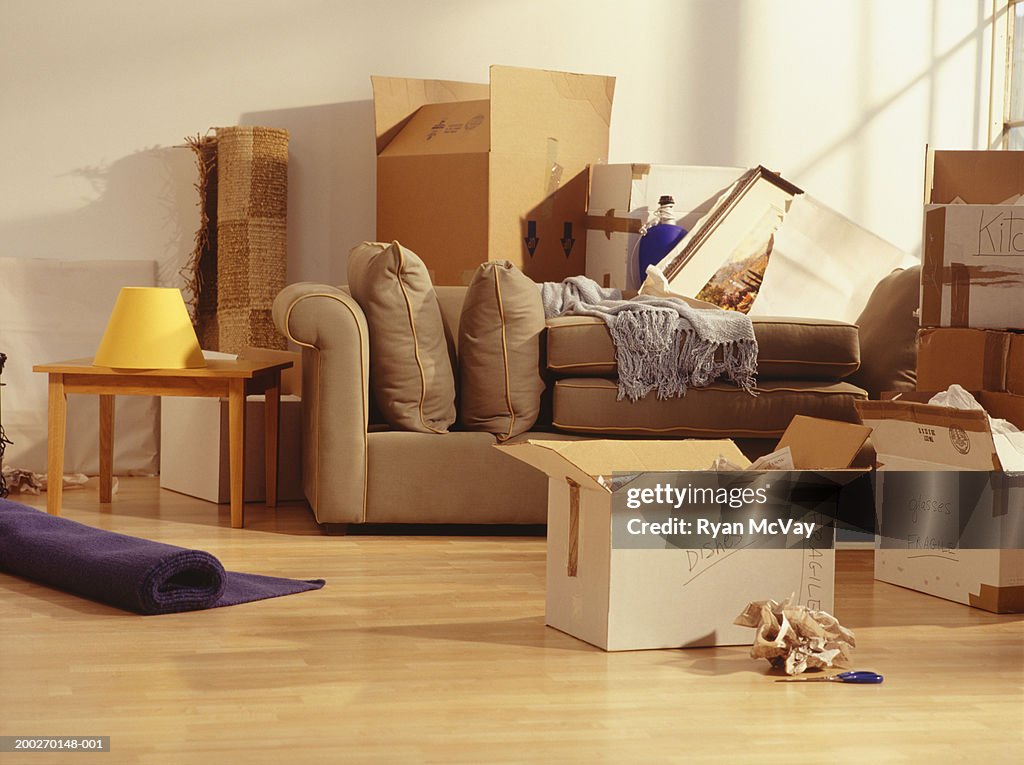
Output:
[776, 670, 884, 684]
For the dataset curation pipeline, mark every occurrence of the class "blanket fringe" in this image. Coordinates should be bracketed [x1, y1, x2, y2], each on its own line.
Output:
[610, 310, 758, 402]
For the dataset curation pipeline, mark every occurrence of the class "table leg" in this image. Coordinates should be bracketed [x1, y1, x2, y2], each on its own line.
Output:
[228, 379, 246, 529]
[99, 395, 115, 503]
[46, 374, 66, 516]
[264, 374, 281, 509]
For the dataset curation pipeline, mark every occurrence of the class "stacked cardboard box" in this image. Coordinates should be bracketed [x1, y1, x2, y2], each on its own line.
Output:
[859, 152, 1024, 613]
[915, 149, 1024, 433]
[917, 149, 1024, 396]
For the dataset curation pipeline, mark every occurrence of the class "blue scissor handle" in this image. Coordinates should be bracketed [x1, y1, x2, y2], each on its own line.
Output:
[836, 671, 884, 684]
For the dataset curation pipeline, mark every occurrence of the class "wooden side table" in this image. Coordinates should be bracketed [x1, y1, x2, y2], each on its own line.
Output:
[32, 358, 293, 529]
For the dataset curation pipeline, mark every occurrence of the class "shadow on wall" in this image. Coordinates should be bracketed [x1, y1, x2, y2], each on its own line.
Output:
[0, 147, 197, 287]
[787, 0, 991, 237]
[241, 100, 376, 287]
[672, 0, 740, 166]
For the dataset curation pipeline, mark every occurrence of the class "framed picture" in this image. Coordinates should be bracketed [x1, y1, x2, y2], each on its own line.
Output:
[658, 166, 803, 311]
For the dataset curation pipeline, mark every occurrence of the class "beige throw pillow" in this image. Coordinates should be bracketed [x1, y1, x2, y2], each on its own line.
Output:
[347, 241, 456, 433]
[459, 261, 545, 440]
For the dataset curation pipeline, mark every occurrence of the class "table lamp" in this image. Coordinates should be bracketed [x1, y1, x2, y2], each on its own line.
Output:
[93, 287, 206, 369]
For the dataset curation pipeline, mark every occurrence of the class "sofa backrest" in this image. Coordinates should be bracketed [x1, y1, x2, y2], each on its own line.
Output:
[435, 285, 468, 352]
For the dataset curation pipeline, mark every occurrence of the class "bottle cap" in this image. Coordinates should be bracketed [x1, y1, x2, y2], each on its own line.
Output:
[658, 195, 675, 205]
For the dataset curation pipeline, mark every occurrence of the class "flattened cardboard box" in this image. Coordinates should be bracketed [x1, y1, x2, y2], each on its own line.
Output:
[498, 418, 867, 651]
[373, 66, 615, 285]
[921, 149, 1024, 330]
[584, 164, 742, 291]
[856, 394, 1024, 613]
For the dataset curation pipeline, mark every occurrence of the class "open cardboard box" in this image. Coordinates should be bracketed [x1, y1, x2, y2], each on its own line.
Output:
[856, 392, 1024, 613]
[499, 416, 870, 650]
[372, 65, 614, 285]
[921, 149, 1024, 330]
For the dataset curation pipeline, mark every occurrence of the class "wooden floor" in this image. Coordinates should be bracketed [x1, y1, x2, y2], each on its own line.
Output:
[1, 478, 1022, 764]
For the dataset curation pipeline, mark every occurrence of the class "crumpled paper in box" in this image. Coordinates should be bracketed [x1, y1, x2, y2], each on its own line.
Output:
[734, 596, 856, 675]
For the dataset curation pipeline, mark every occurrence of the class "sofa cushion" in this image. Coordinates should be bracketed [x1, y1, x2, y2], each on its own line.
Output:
[457, 261, 546, 440]
[846, 266, 919, 399]
[552, 378, 867, 438]
[347, 241, 456, 433]
[547, 315, 860, 380]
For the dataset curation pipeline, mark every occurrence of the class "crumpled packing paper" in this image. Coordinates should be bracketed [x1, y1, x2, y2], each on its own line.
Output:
[734, 596, 856, 676]
[0, 467, 105, 495]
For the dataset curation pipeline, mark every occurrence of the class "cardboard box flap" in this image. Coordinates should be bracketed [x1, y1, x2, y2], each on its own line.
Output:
[856, 399, 990, 432]
[371, 75, 489, 155]
[928, 149, 1024, 204]
[775, 415, 871, 470]
[379, 99, 490, 157]
[978, 391, 1024, 430]
[489, 65, 614, 157]
[586, 164, 642, 217]
[855, 398, 1000, 470]
[499, 438, 749, 492]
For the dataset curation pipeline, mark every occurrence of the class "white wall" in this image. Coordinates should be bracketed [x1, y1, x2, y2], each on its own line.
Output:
[0, 0, 996, 287]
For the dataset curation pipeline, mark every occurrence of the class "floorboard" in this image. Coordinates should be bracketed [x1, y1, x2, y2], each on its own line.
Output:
[1, 478, 1021, 763]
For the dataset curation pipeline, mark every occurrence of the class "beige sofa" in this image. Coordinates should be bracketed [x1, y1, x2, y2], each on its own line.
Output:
[272, 268, 918, 529]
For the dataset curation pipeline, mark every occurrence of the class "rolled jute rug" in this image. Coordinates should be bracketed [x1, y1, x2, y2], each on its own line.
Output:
[184, 126, 289, 352]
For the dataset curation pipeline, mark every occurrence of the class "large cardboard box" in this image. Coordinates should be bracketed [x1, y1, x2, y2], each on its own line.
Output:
[499, 418, 868, 651]
[921, 149, 1024, 329]
[856, 394, 1024, 613]
[915, 327, 1024, 393]
[584, 164, 742, 291]
[372, 66, 615, 285]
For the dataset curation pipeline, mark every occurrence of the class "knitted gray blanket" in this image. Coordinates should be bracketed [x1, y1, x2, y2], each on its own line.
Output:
[540, 276, 757, 401]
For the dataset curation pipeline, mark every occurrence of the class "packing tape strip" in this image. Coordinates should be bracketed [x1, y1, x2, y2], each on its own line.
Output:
[630, 163, 651, 181]
[567, 477, 580, 578]
[983, 331, 1011, 391]
[950, 263, 971, 327]
[542, 137, 563, 208]
[921, 259, 1022, 327]
[585, 210, 642, 238]
[968, 582, 1024, 613]
[857, 400, 991, 431]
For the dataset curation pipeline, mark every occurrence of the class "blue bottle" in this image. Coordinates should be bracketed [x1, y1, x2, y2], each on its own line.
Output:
[637, 195, 687, 282]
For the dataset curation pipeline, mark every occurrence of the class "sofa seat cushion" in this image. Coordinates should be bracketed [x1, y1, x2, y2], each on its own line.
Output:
[546, 315, 860, 380]
[552, 378, 867, 439]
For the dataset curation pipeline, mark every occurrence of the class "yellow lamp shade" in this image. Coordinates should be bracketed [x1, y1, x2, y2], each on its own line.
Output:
[94, 287, 206, 369]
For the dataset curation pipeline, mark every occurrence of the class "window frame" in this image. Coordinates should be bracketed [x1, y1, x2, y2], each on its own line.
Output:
[995, 0, 1024, 147]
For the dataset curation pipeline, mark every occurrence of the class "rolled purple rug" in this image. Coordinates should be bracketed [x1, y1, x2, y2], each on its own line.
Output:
[0, 499, 324, 614]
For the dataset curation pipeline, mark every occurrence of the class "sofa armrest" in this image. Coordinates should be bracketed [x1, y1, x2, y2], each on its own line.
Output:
[273, 283, 369, 524]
